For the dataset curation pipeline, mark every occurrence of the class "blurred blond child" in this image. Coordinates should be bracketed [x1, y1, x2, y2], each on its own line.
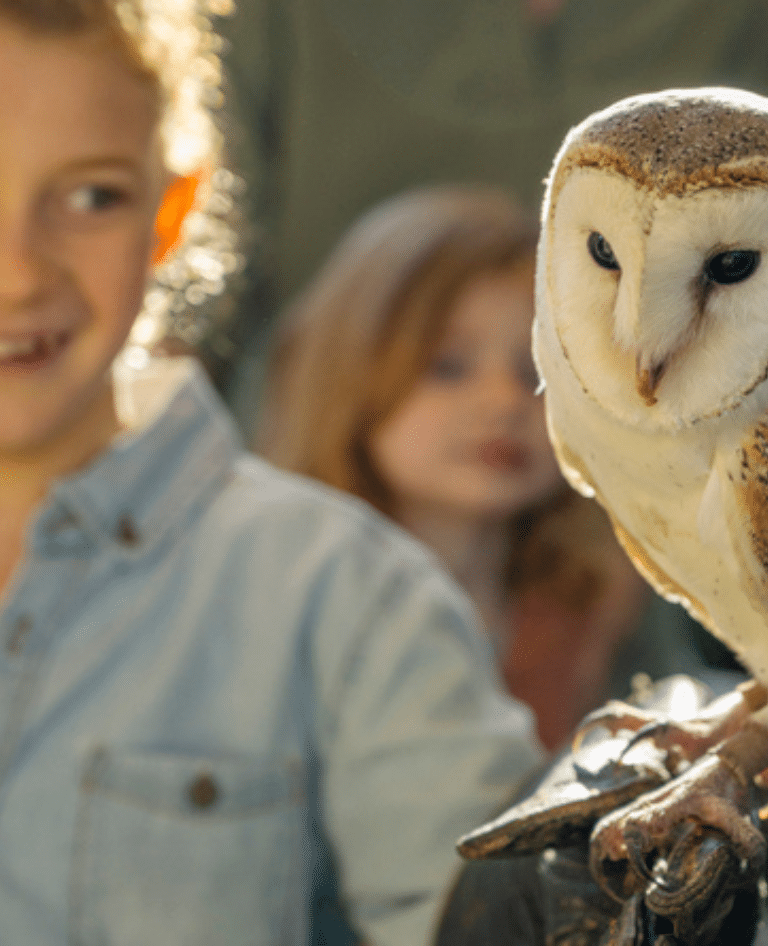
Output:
[0, 8, 542, 944]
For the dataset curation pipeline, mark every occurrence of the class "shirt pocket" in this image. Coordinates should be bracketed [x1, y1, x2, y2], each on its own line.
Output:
[68, 746, 307, 946]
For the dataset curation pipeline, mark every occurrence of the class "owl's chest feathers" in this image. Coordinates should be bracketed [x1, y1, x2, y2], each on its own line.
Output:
[551, 381, 768, 668]
[550, 373, 715, 503]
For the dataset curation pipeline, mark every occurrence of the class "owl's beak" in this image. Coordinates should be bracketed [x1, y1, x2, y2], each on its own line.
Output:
[635, 354, 666, 406]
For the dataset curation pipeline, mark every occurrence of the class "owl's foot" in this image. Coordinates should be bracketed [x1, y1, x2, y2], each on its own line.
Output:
[590, 720, 768, 917]
[574, 680, 768, 775]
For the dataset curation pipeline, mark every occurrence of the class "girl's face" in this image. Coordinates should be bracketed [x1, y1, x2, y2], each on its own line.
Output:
[0, 20, 168, 461]
[370, 264, 563, 522]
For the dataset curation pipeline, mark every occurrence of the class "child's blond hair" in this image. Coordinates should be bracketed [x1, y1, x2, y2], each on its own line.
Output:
[0, 0, 242, 349]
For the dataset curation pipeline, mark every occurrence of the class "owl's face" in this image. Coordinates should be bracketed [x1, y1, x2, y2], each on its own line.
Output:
[538, 88, 768, 432]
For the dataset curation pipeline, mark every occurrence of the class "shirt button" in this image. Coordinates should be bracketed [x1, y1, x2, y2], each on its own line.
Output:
[6, 614, 33, 656]
[116, 515, 140, 547]
[188, 773, 219, 809]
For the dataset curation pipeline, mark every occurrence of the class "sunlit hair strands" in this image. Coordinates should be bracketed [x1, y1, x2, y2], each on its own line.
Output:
[0, 0, 243, 351]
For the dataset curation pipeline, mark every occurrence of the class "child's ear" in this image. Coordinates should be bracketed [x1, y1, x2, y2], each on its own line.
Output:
[152, 172, 203, 266]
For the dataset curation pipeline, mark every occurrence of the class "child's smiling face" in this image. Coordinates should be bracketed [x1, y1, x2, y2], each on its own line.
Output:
[0, 19, 168, 461]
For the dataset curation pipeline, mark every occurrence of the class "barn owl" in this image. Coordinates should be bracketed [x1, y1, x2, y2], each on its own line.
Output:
[532, 86, 768, 889]
[534, 86, 768, 699]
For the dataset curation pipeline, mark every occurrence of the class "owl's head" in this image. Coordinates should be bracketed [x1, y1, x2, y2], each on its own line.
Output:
[537, 87, 768, 431]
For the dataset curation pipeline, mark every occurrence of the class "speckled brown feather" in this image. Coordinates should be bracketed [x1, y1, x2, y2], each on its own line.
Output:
[549, 90, 768, 210]
[736, 423, 768, 606]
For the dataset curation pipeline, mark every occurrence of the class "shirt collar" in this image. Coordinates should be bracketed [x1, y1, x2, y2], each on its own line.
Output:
[31, 357, 239, 558]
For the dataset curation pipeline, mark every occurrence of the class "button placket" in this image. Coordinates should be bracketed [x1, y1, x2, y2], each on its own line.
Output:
[5, 615, 33, 657]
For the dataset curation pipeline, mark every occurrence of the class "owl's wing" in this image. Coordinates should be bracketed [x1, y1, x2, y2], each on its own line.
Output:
[718, 420, 768, 617]
[678, 418, 768, 683]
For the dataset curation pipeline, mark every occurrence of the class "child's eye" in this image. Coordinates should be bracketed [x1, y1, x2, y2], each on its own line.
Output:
[427, 354, 468, 382]
[65, 184, 127, 214]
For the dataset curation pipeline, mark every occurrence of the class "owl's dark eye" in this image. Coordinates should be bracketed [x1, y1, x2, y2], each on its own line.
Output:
[587, 231, 620, 271]
[705, 249, 760, 285]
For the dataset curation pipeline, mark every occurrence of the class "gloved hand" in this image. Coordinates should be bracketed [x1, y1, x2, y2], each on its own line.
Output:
[436, 676, 764, 946]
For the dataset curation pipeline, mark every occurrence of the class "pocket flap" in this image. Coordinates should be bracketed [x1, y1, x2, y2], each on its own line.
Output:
[81, 746, 305, 818]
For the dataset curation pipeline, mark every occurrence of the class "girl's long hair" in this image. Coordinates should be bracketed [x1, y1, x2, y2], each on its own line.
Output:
[257, 185, 539, 516]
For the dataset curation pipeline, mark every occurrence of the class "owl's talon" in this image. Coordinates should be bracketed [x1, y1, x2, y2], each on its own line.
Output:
[572, 700, 658, 751]
[578, 684, 768, 780]
[623, 825, 658, 887]
[619, 720, 673, 760]
[591, 722, 768, 908]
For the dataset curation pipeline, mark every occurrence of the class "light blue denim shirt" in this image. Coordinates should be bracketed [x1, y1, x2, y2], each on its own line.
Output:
[0, 357, 542, 946]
